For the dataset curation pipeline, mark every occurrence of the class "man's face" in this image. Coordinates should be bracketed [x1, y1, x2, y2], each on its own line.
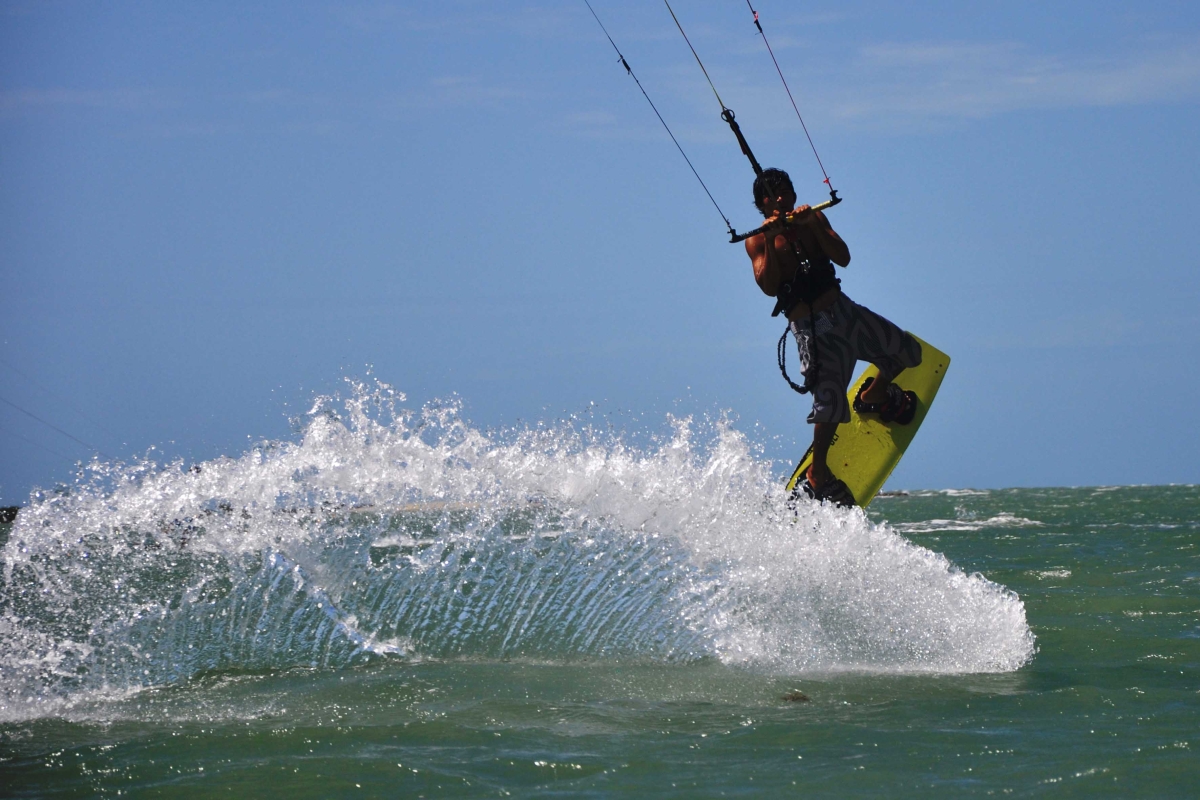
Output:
[760, 184, 796, 217]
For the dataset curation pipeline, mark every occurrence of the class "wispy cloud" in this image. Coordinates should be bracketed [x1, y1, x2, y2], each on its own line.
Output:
[131, 121, 240, 140]
[620, 34, 1200, 136]
[563, 33, 1200, 146]
[0, 88, 159, 113]
[978, 309, 1141, 350]
[824, 37, 1200, 127]
[331, 1, 580, 40]
[389, 75, 527, 109]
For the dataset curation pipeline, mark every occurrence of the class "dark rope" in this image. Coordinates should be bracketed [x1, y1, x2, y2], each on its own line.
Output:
[777, 326, 807, 395]
[582, 0, 734, 236]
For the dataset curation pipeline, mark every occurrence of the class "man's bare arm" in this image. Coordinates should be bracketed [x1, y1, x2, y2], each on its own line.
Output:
[746, 224, 785, 295]
[795, 207, 850, 267]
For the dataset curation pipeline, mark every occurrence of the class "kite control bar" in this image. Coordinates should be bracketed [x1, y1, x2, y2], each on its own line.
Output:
[728, 190, 842, 243]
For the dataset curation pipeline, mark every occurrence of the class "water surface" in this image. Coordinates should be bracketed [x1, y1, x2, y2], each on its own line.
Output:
[1, 389, 1194, 796]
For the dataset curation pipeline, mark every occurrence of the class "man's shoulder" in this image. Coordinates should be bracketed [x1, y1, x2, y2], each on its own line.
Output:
[745, 230, 768, 254]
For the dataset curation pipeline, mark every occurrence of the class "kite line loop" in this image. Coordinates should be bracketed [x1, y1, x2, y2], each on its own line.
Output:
[582, 0, 734, 237]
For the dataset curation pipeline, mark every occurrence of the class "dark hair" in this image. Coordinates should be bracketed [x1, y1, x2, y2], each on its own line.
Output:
[752, 168, 794, 215]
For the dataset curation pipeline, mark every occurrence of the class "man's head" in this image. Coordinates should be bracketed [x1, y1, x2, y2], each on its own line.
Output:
[752, 168, 795, 216]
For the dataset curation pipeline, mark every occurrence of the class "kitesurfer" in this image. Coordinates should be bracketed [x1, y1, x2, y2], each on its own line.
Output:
[745, 168, 922, 506]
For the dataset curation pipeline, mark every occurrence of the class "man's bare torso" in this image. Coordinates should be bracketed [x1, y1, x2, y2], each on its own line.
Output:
[746, 210, 845, 320]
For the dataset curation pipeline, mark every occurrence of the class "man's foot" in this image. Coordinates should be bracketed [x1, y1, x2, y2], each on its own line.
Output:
[801, 465, 856, 508]
[853, 377, 918, 425]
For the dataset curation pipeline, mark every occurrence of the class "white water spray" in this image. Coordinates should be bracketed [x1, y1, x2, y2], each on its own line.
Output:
[0, 381, 1034, 720]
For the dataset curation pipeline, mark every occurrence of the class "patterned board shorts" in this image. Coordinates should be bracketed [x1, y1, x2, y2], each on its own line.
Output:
[789, 293, 923, 425]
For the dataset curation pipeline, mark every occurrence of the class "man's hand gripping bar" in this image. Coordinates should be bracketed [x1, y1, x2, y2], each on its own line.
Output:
[728, 190, 842, 243]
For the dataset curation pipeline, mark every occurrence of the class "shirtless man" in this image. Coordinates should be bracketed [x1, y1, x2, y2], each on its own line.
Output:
[745, 168, 922, 506]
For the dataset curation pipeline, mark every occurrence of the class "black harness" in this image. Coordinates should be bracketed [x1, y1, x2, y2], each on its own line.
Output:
[770, 232, 840, 318]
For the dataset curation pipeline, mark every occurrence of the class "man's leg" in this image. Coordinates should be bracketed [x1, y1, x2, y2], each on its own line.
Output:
[843, 299, 922, 410]
[791, 302, 855, 495]
[807, 422, 838, 490]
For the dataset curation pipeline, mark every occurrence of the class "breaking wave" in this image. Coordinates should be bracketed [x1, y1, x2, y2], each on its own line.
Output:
[890, 512, 1046, 534]
[0, 380, 1035, 721]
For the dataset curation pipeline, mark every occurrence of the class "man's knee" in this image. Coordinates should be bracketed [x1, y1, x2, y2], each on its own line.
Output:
[901, 332, 923, 369]
[807, 383, 851, 425]
[880, 333, 922, 379]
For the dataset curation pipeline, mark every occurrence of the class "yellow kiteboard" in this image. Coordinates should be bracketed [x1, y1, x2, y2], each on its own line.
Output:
[785, 335, 950, 507]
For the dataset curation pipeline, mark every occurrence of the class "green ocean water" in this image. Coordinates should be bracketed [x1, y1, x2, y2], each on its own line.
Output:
[2, 484, 1197, 798]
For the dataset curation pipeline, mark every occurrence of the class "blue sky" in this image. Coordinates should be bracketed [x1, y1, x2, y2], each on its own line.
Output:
[2, 1, 1198, 504]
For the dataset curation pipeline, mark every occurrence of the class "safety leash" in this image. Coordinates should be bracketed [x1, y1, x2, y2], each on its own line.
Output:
[777, 327, 808, 395]
[774, 234, 825, 396]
